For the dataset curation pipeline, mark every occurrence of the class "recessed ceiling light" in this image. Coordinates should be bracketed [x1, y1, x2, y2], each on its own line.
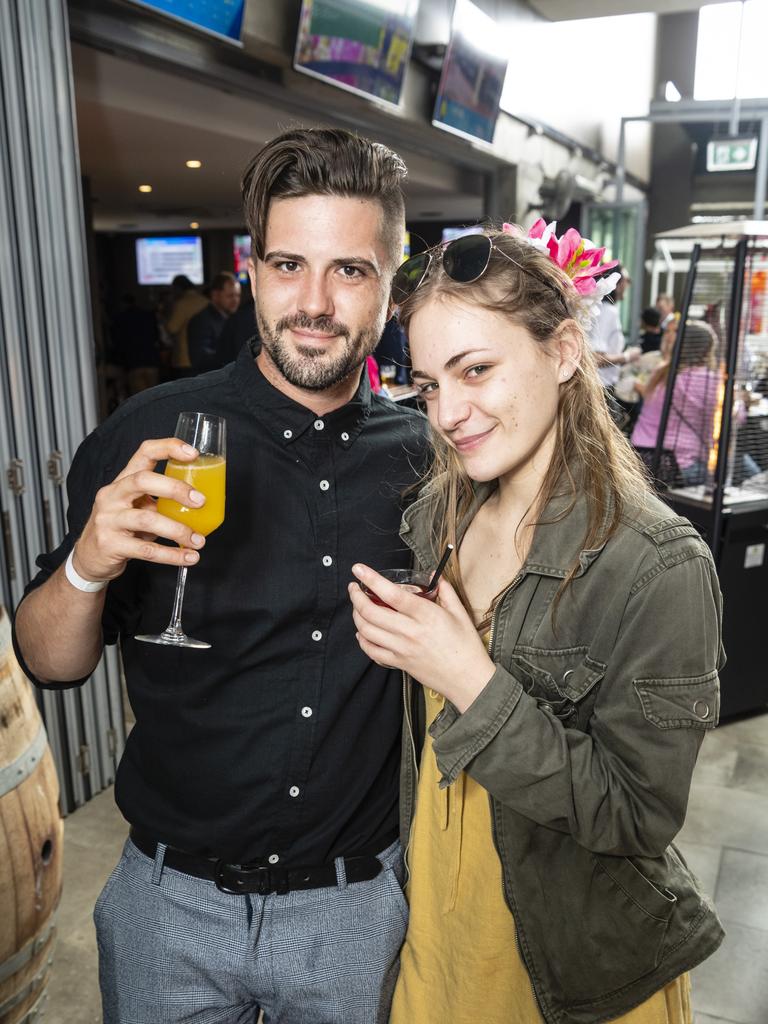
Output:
[138, 184, 152, 193]
[189, 221, 200, 229]
[185, 160, 202, 169]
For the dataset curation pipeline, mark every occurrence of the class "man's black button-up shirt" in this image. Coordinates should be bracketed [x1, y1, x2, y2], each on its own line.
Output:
[16, 344, 429, 864]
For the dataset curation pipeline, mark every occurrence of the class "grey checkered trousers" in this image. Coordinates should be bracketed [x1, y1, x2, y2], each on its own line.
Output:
[94, 837, 407, 1023]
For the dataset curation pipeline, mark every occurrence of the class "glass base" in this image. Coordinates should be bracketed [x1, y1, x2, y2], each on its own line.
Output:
[134, 631, 211, 649]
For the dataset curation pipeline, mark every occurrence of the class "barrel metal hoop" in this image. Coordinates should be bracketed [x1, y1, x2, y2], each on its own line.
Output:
[0, 964, 49, 1017]
[0, 722, 47, 798]
[0, 917, 56, 985]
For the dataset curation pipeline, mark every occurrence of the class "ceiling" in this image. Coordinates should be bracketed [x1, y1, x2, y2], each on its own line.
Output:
[528, 0, 723, 18]
[72, 44, 484, 233]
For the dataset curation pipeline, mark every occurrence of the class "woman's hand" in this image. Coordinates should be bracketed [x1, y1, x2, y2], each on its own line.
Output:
[348, 564, 496, 713]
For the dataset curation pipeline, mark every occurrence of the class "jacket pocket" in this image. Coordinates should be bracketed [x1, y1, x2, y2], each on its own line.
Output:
[633, 670, 719, 730]
[509, 647, 605, 728]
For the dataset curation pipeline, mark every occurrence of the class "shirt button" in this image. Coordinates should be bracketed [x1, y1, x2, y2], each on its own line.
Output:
[314, 419, 325, 430]
[283, 429, 293, 439]
[289, 786, 300, 798]
[319, 480, 330, 491]
[268, 853, 279, 865]
[341, 431, 350, 442]
[301, 706, 313, 718]
[322, 555, 333, 567]
[311, 630, 322, 642]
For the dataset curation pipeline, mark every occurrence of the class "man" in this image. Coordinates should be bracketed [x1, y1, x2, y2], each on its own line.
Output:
[188, 271, 242, 373]
[590, 267, 640, 390]
[14, 128, 427, 1024]
[165, 274, 207, 377]
[638, 305, 663, 353]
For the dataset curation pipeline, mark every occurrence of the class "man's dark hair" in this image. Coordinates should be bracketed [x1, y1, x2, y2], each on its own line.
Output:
[241, 128, 407, 270]
[171, 275, 195, 290]
[641, 306, 661, 329]
[210, 271, 237, 292]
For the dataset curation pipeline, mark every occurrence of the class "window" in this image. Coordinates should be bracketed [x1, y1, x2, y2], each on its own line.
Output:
[694, 1, 768, 100]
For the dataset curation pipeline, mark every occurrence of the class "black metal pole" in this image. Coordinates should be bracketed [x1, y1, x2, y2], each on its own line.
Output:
[652, 243, 701, 481]
[709, 236, 748, 564]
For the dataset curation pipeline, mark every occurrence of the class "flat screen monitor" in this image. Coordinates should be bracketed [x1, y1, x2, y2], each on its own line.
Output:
[136, 236, 204, 286]
[433, 0, 508, 145]
[233, 234, 251, 282]
[294, 0, 418, 108]
[126, 0, 245, 45]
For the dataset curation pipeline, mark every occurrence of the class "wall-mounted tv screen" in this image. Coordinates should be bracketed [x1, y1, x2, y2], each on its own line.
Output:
[294, 0, 418, 107]
[233, 234, 251, 282]
[126, 0, 245, 45]
[136, 236, 204, 286]
[433, 0, 509, 145]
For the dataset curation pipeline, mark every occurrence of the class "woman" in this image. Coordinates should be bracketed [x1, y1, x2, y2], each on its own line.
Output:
[631, 319, 720, 486]
[348, 226, 724, 1024]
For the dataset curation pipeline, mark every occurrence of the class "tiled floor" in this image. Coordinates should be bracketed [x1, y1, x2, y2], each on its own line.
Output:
[44, 710, 768, 1023]
[677, 711, 768, 1024]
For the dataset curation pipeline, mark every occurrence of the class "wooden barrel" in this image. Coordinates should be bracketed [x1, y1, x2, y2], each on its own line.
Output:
[0, 607, 63, 1024]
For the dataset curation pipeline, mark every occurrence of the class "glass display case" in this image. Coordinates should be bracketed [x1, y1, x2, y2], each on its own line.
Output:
[647, 222, 768, 716]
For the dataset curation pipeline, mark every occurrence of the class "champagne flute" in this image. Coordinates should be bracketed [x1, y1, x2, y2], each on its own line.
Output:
[135, 412, 226, 649]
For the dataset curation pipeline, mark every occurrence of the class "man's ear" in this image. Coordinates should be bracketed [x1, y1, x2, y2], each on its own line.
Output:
[247, 257, 257, 301]
[555, 321, 583, 383]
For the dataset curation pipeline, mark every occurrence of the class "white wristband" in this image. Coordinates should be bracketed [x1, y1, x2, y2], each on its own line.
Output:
[65, 549, 108, 593]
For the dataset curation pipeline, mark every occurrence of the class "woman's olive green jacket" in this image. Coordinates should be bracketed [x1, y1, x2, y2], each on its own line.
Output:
[399, 483, 725, 1024]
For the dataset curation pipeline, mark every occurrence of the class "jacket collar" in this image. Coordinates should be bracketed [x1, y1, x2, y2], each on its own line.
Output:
[401, 478, 608, 580]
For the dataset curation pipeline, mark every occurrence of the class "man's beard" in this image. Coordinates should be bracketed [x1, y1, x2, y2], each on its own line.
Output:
[256, 310, 381, 392]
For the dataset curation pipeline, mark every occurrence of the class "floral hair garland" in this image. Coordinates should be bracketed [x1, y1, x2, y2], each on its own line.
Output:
[502, 218, 621, 332]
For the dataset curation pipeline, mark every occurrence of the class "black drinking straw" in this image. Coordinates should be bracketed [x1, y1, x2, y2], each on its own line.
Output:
[426, 544, 454, 594]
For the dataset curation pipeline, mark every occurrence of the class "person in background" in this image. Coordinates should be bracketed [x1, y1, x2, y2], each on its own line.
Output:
[350, 224, 724, 1024]
[188, 271, 242, 373]
[111, 293, 162, 396]
[14, 127, 428, 1024]
[656, 293, 676, 331]
[165, 274, 207, 378]
[639, 305, 663, 353]
[216, 292, 257, 366]
[589, 266, 641, 391]
[374, 316, 410, 386]
[631, 320, 720, 486]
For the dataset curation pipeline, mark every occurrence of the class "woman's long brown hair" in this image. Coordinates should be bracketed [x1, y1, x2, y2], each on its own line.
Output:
[397, 230, 652, 613]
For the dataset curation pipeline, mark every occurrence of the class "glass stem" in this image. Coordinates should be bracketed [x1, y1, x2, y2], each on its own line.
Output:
[164, 565, 189, 638]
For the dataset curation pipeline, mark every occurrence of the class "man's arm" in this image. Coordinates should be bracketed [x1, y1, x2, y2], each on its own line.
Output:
[14, 438, 207, 684]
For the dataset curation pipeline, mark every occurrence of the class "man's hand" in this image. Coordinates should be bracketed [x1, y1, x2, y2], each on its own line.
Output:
[73, 438, 207, 583]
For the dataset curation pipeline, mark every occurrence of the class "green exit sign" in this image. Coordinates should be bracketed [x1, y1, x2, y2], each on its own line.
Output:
[706, 138, 758, 172]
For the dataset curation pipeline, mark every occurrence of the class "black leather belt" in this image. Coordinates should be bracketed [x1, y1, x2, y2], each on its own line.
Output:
[129, 826, 388, 895]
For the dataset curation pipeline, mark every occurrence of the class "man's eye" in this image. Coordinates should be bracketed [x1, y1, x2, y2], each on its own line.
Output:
[340, 265, 364, 279]
[274, 261, 300, 273]
[416, 381, 437, 395]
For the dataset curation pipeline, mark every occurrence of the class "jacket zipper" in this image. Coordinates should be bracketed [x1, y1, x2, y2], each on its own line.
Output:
[486, 570, 552, 1023]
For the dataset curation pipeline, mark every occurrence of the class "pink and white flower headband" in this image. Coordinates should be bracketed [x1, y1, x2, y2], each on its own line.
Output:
[502, 218, 621, 332]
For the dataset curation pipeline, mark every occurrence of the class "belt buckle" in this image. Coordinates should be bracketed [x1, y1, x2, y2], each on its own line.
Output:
[214, 860, 271, 895]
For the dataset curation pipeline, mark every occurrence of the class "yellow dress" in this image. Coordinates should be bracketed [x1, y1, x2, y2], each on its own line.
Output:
[390, 686, 692, 1024]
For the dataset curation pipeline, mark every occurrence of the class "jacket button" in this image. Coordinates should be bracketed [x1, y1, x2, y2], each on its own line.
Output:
[693, 700, 710, 719]
[540, 701, 554, 713]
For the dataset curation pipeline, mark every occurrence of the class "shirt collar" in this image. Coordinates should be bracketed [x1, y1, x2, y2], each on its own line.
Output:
[231, 335, 372, 449]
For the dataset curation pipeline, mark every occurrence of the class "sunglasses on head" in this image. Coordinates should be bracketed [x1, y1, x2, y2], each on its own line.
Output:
[391, 233, 567, 312]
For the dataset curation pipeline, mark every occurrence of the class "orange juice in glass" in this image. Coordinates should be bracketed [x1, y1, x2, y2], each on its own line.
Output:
[135, 412, 226, 649]
[157, 454, 226, 537]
